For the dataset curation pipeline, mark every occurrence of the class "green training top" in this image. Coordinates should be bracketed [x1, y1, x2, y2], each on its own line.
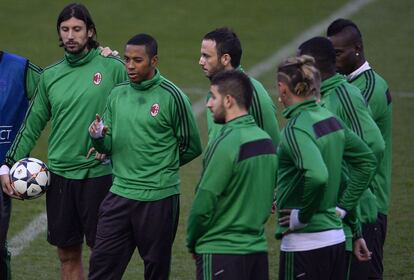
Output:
[320, 74, 385, 223]
[275, 99, 376, 239]
[6, 48, 127, 179]
[26, 62, 42, 100]
[206, 68, 281, 146]
[187, 115, 277, 254]
[92, 69, 202, 201]
[350, 69, 392, 215]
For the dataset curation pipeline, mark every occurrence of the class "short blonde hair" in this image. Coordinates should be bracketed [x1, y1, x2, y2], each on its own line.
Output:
[277, 55, 321, 98]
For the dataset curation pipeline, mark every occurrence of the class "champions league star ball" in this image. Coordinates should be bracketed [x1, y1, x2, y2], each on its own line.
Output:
[9, 157, 50, 200]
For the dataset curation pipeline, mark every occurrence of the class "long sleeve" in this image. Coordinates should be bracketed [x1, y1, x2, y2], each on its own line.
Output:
[186, 188, 219, 253]
[338, 90, 385, 164]
[338, 128, 377, 211]
[338, 172, 363, 239]
[249, 78, 281, 146]
[172, 91, 202, 166]
[343, 207, 362, 240]
[5, 74, 51, 166]
[186, 141, 231, 252]
[284, 127, 329, 224]
[91, 97, 113, 154]
[25, 62, 42, 100]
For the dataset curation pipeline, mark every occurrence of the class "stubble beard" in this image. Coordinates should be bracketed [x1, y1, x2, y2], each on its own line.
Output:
[213, 108, 226, 124]
[207, 64, 226, 81]
[64, 41, 89, 55]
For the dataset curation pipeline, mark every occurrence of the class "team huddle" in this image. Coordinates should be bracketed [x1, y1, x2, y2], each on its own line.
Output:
[0, 2, 391, 280]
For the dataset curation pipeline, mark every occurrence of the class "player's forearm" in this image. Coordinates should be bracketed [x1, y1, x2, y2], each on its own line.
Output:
[186, 215, 208, 252]
[340, 139, 377, 211]
[338, 163, 375, 211]
[179, 140, 202, 166]
[186, 188, 217, 250]
[179, 123, 202, 166]
[5, 100, 49, 166]
[299, 167, 328, 223]
[91, 137, 111, 154]
[186, 212, 210, 252]
[343, 208, 362, 240]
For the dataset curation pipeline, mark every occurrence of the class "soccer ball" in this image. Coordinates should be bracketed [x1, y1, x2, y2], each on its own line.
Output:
[9, 157, 50, 200]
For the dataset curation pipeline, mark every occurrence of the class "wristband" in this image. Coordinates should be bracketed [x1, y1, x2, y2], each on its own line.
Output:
[336, 206, 347, 219]
[289, 209, 307, 230]
[0, 165, 10, 176]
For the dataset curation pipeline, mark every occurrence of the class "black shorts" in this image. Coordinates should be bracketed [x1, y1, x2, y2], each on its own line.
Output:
[345, 250, 352, 280]
[279, 242, 346, 280]
[371, 213, 387, 279]
[89, 193, 179, 280]
[195, 252, 269, 280]
[350, 215, 387, 280]
[0, 192, 12, 279]
[349, 221, 380, 280]
[46, 172, 112, 248]
[0, 194, 11, 249]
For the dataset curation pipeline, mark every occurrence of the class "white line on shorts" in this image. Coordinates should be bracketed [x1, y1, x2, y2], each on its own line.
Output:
[9, 0, 376, 257]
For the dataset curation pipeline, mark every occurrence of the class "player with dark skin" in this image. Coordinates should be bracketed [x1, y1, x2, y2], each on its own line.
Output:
[297, 37, 377, 264]
[328, 19, 393, 280]
[327, 26, 364, 76]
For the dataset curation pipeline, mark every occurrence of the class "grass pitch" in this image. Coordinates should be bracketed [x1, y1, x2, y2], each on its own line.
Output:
[1, 0, 413, 279]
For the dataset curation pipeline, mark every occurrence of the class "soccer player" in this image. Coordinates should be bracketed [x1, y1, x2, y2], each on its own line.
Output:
[199, 27, 281, 145]
[298, 37, 385, 274]
[0, 51, 42, 279]
[327, 19, 392, 280]
[187, 70, 277, 280]
[88, 33, 202, 280]
[0, 3, 127, 279]
[275, 55, 377, 280]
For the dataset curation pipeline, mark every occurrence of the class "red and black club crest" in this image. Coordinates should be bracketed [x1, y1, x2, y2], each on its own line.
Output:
[150, 103, 160, 117]
[93, 72, 102, 85]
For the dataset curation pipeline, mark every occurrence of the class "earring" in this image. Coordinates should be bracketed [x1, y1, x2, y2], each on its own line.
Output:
[356, 52, 360, 56]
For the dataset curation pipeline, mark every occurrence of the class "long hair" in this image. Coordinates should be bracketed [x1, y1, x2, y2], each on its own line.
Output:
[57, 3, 99, 49]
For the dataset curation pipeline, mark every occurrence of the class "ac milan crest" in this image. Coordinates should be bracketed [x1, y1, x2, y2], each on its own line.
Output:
[150, 103, 160, 117]
[93, 72, 102, 85]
